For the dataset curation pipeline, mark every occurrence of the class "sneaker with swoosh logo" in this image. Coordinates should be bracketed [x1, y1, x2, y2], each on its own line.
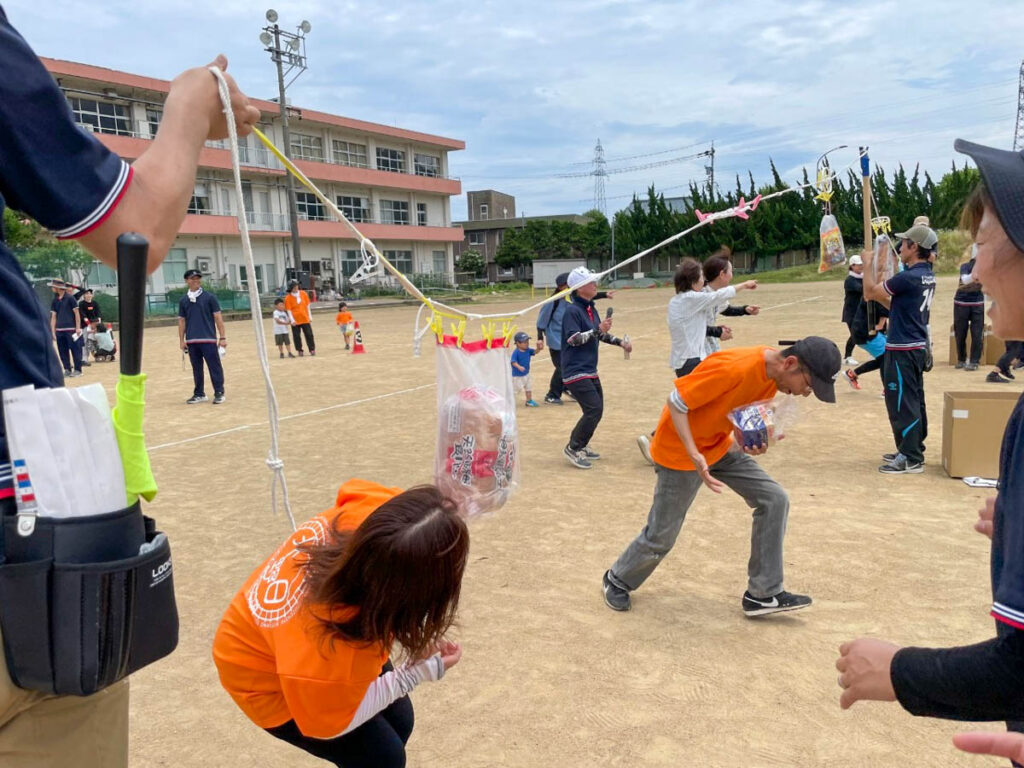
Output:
[742, 590, 812, 617]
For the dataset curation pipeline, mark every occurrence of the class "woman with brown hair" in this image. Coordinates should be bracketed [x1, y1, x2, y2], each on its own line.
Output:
[213, 480, 468, 767]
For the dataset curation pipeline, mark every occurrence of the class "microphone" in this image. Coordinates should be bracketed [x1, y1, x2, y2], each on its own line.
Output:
[605, 307, 613, 320]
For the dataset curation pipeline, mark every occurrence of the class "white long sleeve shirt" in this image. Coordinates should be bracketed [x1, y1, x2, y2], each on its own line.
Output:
[667, 285, 736, 369]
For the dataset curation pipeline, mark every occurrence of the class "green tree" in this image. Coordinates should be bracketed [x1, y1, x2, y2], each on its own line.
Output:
[495, 229, 532, 267]
[455, 249, 485, 276]
[5, 208, 94, 281]
[580, 209, 611, 266]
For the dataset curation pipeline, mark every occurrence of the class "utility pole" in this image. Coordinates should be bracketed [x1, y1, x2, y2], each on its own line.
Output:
[593, 139, 607, 216]
[260, 10, 311, 272]
[705, 140, 715, 200]
[1015, 60, 1024, 152]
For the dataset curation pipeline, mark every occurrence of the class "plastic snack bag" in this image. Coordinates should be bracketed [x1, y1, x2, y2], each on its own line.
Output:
[435, 335, 519, 519]
[817, 214, 846, 273]
[873, 234, 897, 283]
[727, 396, 799, 450]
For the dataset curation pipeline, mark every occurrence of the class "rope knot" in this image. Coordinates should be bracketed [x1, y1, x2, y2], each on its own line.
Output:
[266, 457, 285, 471]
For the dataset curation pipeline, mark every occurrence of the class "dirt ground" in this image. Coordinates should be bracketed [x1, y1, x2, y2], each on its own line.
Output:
[70, 276, 1020, 767]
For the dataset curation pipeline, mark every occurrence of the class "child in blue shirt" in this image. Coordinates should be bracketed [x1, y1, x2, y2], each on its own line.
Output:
[510, 331, 543, 407]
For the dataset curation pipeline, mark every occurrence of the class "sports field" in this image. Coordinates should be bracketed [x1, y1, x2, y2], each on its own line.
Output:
[74, 275, 1018, 767]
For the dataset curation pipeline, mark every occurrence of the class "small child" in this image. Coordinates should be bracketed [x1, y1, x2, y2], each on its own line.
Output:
[510, 330, 543, 407]
[92, 322, 117, 361]
[272, 298, 295, 359]
[336, 302, 355, 350]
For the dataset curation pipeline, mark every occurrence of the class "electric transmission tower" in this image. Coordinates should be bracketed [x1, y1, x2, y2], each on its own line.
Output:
[593, 139, 607, 216]
[1015, 60, 1024, 152]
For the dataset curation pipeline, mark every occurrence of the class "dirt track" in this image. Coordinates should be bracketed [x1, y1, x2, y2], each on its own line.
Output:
[68, 275, 1019, 767]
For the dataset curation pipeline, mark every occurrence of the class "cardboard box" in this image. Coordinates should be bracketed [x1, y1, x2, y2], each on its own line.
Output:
[942, 390, 1019, 478]
[947, 323, 1004, 366]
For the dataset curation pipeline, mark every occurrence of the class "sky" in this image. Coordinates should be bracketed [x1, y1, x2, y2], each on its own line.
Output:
[7, 0, 1024, 222]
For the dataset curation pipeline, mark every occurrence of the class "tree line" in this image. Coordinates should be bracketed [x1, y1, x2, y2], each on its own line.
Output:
[481, 160, 980, 272]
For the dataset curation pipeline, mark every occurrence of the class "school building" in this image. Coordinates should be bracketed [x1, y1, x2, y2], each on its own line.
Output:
[40, 58, 465, 295]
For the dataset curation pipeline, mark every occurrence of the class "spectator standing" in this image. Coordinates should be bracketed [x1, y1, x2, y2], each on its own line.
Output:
[178, 268, 227, 404]
[536, 272, 570, 405]
[272, 297, 295, 359]
[842, 255, 864, 365]
[954, 245, 985, 370]
[510, 330, 542, 407]
[285, 279, 316, 356]
[49, 279, 83, 377]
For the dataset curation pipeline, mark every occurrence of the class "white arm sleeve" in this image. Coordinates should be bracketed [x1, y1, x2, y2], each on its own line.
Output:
[336, 654, 445, 737]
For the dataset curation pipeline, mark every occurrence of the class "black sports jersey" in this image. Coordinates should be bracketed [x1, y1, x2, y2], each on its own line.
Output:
[883, 262, 935, 350]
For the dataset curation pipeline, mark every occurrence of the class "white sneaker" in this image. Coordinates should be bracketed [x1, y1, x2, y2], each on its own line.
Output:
[844, 357, 859, 366]
[636, 434, 654, 466]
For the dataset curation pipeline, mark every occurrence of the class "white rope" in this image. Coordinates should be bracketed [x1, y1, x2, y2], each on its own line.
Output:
[209, 66, 296, 532]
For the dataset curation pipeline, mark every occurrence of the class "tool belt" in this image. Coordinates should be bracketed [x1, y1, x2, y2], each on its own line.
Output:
[0, 496, 178, 696]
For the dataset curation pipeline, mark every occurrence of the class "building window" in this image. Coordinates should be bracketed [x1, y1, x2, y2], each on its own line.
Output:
[376, 147, 405, 173]
[336, 195, 370, 223]
[332, 140, 368, 168]
[146, 108, 162, 138]
[414, 153, 440, 177]
[296, 192, 326, 221]
[161, 248, 188, 286]
[188, 183, 211, 215]
[380, 199, 409, 225]
[86, 260, 118, 286]
[468, 231, 484, 246]
[479, 204, 489, 220]
[290, 133, 324, 162]
[300, 260, 322, 276]
[340, 249, 362, 277]
[432, 250, 447, 274]
[239, 264, 266, 293]
[384, 250, 413, 274]
[68, 97, 132, 136]
[417, 203, 427, 226]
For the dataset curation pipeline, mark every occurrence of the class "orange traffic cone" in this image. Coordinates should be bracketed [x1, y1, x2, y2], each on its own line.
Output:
[351, 321, 366, 354]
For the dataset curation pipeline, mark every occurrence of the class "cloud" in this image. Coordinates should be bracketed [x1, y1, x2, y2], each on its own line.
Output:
[7, 0, 1024, 222]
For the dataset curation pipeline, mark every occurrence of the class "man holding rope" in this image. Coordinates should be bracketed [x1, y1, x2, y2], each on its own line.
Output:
[0, 7, 259, 766]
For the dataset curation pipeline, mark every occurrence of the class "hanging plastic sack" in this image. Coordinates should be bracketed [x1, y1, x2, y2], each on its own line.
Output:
[873, 234, 897, 283]
[435, 335, 519, 519]
[727, 396, 799, 450]
[817, 214, 846, 273]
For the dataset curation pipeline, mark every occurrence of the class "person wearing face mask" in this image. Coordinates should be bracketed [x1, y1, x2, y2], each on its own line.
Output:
[602, 336, 840, 617]
[285, 279, 316, 356]
[836, 137, 1024, 767]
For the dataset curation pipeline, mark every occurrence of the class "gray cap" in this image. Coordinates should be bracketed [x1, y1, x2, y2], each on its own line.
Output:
[787, 336, 842, 403]
[955, 138, 1024, 253]
[894, 224, 938, 250]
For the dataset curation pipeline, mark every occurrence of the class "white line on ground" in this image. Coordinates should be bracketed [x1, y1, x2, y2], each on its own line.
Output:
[759, 295, 823, 311]
[148, 383, 436, 452]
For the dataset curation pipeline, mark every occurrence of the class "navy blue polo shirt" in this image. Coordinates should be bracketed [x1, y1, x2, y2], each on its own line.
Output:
[882, 261, 935, 351]
[991, 393, 1024, 635]
[178, 291, 222, 343]
[50, 292, 78, 331]
[0, 7, 133, 461]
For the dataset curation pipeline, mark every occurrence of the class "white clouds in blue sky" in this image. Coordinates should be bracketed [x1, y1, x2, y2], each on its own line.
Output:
[7, 0, 1024, 220]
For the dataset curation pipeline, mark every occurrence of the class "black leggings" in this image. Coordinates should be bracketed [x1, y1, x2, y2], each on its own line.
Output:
[265, 664, 414, 768]
[546, 348, 564, 399]
[854, 353, 883, 378]
[565, 377, 604, 451]
[953, 303, 984, 364]
[844, 328, 856, 359]
[997, 340, 1024, 374]
[292, 322, 316, 353]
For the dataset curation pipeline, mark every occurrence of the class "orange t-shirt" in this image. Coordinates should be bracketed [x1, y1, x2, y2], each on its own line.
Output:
[649, 346, 778, 471]
[336, 311, 353, 327]
[213, 479, 401, 738]
[284, 291, 311, 325]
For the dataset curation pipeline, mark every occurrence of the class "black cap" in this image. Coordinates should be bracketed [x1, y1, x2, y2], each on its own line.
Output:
[183, 268, 202, 279]
[955, 138, 1024, 253]
[513, 331, 530, 343]
[555, 272, 569, 288]
[787, 336, 841, 403]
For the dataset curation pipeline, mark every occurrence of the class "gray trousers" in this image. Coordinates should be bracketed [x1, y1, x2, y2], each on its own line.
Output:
[609, 448, 789, 599]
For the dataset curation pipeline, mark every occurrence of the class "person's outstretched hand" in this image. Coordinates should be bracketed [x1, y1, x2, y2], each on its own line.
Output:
[953, 731, 1024, 762]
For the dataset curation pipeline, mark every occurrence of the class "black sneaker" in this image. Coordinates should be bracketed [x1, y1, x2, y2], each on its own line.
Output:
[186, 394, 208, 404]
[882, 452, 898, 463]
[1000, 367, 1015, 380]
[965, 362, 979, 371]
[878, 454, 923, 474]
[742, 590, 811, 617]
[563, 444, 592, 469]
[544, 395, 563, 405]
[955, 361, 965, 369]
[986, 371, 1010, 383]
[603, 571, 631, 611]
[213, 392, 226, 405]
[581, 446, 601, 460]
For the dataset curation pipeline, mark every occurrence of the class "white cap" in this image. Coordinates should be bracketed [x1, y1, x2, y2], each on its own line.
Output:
[848, 255, 863, 266]
[566, 266, 597, 291]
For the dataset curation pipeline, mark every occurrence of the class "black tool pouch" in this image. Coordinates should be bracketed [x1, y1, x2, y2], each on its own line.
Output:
[0, 499, 178, 695]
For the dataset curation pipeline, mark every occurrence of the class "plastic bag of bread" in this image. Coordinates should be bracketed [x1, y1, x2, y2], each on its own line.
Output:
[727, 396, 798, 450]
[435, 334, 518, 519]
[817, 214, 846, 273]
